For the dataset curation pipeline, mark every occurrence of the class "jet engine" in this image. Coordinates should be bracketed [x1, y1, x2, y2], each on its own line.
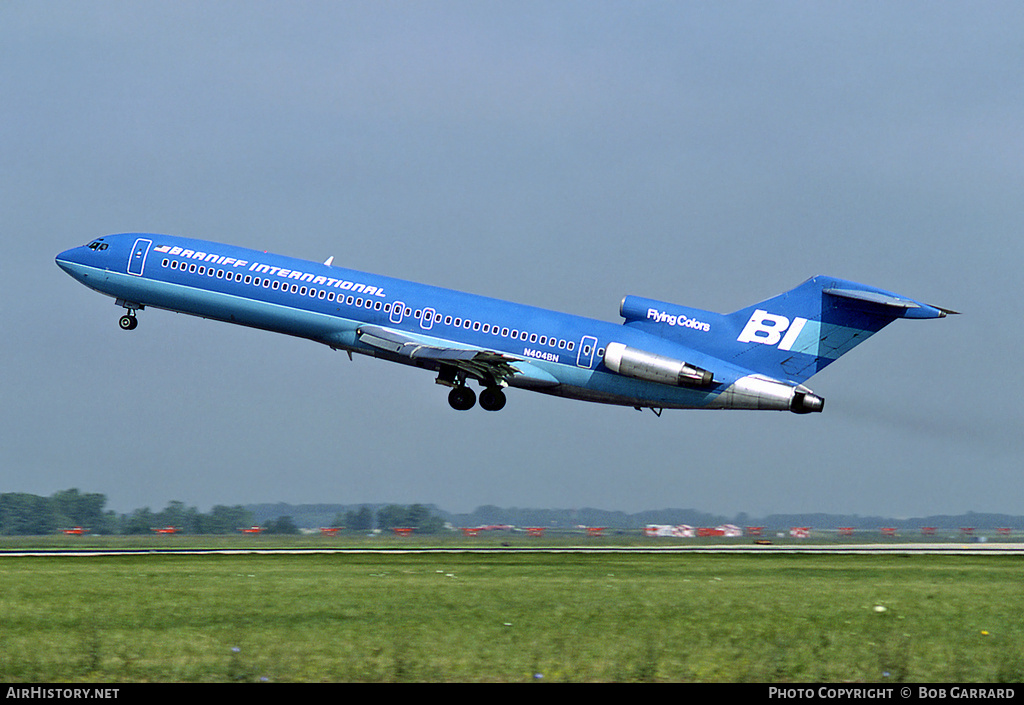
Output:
[707, 374, 825, 414]
[603, 342, 714, 387]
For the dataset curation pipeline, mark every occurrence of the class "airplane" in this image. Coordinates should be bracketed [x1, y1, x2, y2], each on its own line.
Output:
[55, 233, 955, 415]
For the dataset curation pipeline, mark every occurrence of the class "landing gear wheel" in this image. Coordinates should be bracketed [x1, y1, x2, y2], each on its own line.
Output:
[479, 387, 506, 412]
[119, 314, 138, 330]
[448, 385, 476, 411]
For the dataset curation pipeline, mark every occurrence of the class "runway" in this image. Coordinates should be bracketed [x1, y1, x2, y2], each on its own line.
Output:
[3, 543, 1024, 557]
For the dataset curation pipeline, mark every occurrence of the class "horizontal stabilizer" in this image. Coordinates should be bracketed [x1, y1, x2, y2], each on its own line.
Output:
[824, 287, 957, 319]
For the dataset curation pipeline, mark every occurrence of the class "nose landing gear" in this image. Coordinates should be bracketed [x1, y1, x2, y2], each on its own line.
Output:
[115, 299, 143, 330]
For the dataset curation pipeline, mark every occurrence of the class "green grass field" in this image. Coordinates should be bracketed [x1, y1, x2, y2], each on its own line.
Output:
[1, 545, 1022, 682]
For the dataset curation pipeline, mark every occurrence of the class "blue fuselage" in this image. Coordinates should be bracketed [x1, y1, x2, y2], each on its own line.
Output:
[56, 233, 755, 411]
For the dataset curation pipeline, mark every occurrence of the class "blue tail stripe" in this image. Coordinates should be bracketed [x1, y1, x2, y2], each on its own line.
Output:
[790, 320, 873, 360]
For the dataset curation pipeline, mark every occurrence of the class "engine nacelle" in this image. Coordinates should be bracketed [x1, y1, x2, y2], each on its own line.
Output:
[603, 342, 714, 387]
[707, 374, 825, 414]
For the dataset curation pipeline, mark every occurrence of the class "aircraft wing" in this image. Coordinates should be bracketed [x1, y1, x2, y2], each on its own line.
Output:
[356, 324, 524, 386]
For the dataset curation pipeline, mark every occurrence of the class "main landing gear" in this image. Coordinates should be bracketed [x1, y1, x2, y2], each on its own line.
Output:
[438, 368, 507, 412]
[479, 386, 507, 412]
[448, 385, 476, 411]
[448, 384, 506, 411]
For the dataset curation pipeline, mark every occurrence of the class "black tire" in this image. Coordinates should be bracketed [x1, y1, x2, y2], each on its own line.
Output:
[448, 386, 476, 411]
[119, 315, 136, 330]
[479, 387, 506, 412]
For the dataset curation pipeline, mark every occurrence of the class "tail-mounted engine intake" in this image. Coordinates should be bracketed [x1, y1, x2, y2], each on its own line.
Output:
[603, 342, 714, 387]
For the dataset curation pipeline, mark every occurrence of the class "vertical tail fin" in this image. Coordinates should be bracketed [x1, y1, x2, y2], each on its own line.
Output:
[722, 276, 953, 383]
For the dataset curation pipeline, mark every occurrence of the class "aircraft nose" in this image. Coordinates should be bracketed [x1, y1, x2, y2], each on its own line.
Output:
[55, 245, 96, 282]
[55, 247, 79, 274]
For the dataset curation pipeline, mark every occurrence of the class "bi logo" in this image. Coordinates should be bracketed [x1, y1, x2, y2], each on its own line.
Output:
[737, 309, 809, 351]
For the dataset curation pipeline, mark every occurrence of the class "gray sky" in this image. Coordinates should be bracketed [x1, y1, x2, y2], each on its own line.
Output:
[3, 1, 1022, 518]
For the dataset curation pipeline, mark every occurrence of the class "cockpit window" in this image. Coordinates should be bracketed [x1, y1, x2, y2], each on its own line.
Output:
[87, 240, 109, 251]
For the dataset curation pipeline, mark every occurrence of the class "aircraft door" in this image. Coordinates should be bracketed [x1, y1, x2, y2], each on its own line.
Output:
[576, 335, 598, 369]
[390, 300, 405, 325]
[420, 307, 436, 330]
[128, 238, 152, 276]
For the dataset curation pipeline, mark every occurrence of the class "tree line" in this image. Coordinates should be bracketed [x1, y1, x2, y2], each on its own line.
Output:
[332, 504, 445, 534]
[0, 489, 445, 536]
[0, 489, 254, 535]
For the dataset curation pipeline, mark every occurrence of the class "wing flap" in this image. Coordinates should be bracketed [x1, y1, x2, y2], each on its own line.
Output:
[357, 326, 478, 360]
[356, 325, 525, 385]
